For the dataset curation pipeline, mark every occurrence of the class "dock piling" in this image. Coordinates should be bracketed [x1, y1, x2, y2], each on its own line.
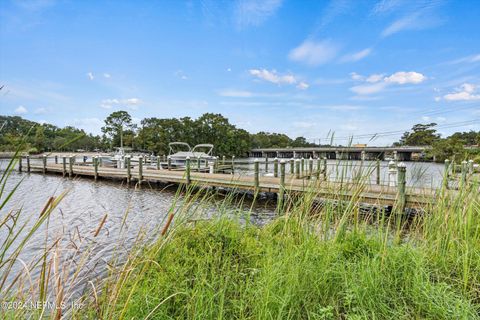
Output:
[69, 156, 73, 178]
[138, 156, 143, 185]
[290, 158, 294, 174]
[231, 156, 235, 174]
[274, 158, 278, 178]
[167, 156, 171, 171]
[197, 157, 201, 172]
[376, 159, 381, 185]
[323, 158, 327, 180]
[55, 155, 58, 164]
[18, 155, 22, 172]
[126, 156, 131, 183]
[42, 155, 47, 174]
[62, 157, 66, 177]
[157, 156, 160, 170]
[388, 161, 397, 187]
[26, 155, 30, 172]
[316, 158, 321, 179]
[397, 162, 407, 213]
[265, 156, 268, 173]
[186, 157, 191, 185]
[94, 156, 99, 181]
[254, 159, 259, 191]
[301, 158, 305, 175]
[308, 158, 313, 180]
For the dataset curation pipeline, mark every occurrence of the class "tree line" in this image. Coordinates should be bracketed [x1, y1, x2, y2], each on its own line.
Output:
[1, 113, 479, 162]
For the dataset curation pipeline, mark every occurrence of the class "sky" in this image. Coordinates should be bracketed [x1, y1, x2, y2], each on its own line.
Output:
[0, 0, 479, 146]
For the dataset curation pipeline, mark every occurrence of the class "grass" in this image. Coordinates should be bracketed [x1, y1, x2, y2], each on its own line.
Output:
[1, 155, 480, 319]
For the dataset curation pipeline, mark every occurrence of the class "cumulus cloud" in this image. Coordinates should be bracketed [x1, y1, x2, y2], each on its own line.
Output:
[249, 69, 309, 89]
[443, 83, 480, 101]
[384, 71, 426, 84]
[288, 40, 338, 66]
[350, 71, 426, 95]
[100, 98, 142, 109]
[234, 0, 283, 29]
[340, 48, 372, 63]
[87, 72, 94, 80]
[103, 73, 111, 78]
[14, 105, 28, 114]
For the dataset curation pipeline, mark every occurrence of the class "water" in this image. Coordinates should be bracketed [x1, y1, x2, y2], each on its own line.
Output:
[0, 158, 446, 304]
[0, 160, 276, 302]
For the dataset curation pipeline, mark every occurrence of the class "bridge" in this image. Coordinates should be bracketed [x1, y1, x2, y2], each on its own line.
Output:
[248, 146, 429, 161]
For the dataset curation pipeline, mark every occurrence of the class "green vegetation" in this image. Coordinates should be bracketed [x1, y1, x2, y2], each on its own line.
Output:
[395, 122, 480, 162]
[1, 113, 319, 156]
[1, 150, 479, 318]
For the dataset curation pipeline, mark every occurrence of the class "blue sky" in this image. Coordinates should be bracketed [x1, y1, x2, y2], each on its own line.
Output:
[1, 0, 479, 145]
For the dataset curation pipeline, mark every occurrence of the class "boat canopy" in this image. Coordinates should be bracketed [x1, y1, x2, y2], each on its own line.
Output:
[168, 142, 191, 155]
[192, 144, 213, 155]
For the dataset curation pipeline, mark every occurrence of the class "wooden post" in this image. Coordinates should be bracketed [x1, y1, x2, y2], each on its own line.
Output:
[443, 159, 450, 189]
[468, 160, 474, 177]
[185, 156, 191, 185]
[167, 156, 171, 171]
[62, 156, 66, 177]
[55, 155, 58, 164]
[254, 159, 259, 191]
[308, 158, 313, 180]
[26, 155, 30, 172]
[222, 155, 226, 165]
[126, 156, 131, 183]
[290, 158, 294, 174]
[274, 158, 278, 178]
[397, 163, 406, 213]
[18, 155, 22, 172]
[316, 158, 321, 179]
[156, 156, 160, 170]
[323, 157, 327, 180]
[94, 156, 99, 181]
[376, 159, 381, 185]
[461, 160, 467, 188]
[295, 159, 300, 179]
[301, 158, 305, 175]
[231, 156, 235, 174]
[69, 156, 73, 178]
[138, 156, 143, 185]
[42, 155, 47, 174]
[265, 156, 268, 173]
[197, 157, 201, 172]
[278, 160, 286, 213]
[83, 155, 87, 164]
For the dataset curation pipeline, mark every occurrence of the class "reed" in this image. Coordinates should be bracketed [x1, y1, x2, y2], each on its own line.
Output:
[1, 153, 479, 319]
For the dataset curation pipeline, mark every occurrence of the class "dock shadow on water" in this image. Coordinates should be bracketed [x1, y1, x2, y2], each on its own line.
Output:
[1, 157, 480, 319]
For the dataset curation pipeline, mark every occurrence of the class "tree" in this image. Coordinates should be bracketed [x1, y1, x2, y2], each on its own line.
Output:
[34, 125, 46, 152]
[395, 123, 440, 146]
[101, 111, 133, 149]
[430, 137, 466, 162]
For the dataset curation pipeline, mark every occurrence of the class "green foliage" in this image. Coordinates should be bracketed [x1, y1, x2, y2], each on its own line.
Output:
[395, 123, 441, 146]
[101, 110, 134, 149]
[430, 137, 466, 162]
[0, 115, 102, 152]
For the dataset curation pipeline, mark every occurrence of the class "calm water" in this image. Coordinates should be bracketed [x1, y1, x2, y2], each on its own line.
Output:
[0, 159, 276, 302]
[0, 158, 445, 303]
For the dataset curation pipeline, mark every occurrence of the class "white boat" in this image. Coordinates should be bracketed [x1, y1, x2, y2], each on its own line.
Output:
[161, 142, 216, 169]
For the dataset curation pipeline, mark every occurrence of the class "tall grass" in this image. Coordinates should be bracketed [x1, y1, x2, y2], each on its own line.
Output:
[1, 155, 479, 319]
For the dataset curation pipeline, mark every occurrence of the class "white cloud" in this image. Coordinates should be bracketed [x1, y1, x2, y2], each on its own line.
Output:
[218, 89, 253, 97]
[450, 54, 480, 64]
[384, 71, 426, 84]
[340, 48, 372, 63]
[249, 69, 308, 89]
[350, 71, 426, 95]
[296, 82, 309, 90]
[443, 83, 480, 101]
[288, 40, 338, 66]
[351, 82, 388, 95]
[174, 70, 188, 80]
[100, 98, 142, 109]
[366, 73, 385, 83]
[87, 72, 94, 80]
[103, 73, 111, 78]
[14, 105, 28, 114]
[350, 72, 364, 81]
[234, 0, 283, 29]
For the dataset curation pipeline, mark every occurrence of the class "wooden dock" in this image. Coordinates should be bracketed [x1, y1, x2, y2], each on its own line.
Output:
[21, 158, 441, 210]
